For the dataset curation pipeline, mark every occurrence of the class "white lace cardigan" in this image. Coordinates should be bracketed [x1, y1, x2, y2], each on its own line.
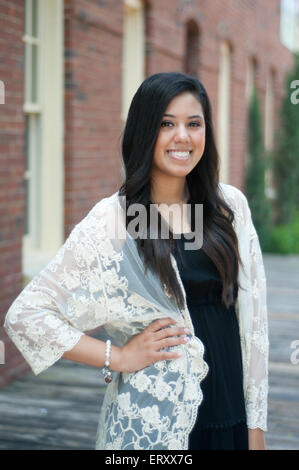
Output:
[4, 182, 269, 450]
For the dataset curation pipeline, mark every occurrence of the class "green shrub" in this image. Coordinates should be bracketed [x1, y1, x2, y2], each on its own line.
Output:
[264, 210, 299, 254]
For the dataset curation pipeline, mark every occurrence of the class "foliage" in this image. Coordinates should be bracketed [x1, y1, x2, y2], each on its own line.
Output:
[264, 210, 299, 254]
[271, 52, 299, 225]
[245, 85, 272, 251]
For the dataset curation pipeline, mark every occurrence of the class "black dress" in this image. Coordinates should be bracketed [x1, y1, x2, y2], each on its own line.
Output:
[173, 233, 249, 450]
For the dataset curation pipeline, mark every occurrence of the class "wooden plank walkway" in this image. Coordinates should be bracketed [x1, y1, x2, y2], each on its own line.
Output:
[0, 254, 299, 450]
[0, 360, 104, 450]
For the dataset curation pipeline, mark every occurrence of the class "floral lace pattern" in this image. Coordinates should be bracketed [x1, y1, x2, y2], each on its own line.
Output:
[4, 183, 269, 449]
[219, 184, 269, 432]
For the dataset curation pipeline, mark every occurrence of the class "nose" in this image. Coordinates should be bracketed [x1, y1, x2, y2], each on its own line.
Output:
[174, 124, 190, 142]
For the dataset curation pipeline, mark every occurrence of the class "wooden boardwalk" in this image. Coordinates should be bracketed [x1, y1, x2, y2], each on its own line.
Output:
[0, 254, 299, 450]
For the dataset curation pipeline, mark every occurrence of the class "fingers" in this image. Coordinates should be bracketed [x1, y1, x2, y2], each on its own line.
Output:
[152, 348, 184, 361]
[157, 335, 190, 350]
[157, 333, 191, 360]
[146, 317, 177, 333]
[153, 325, 190, 341]
[141, 317, 191, 367]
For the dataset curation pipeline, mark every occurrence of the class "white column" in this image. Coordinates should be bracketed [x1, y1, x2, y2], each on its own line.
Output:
[217, 41, 231, 184]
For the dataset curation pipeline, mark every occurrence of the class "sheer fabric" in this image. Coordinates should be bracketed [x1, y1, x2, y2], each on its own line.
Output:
[4, 183, 269, 449]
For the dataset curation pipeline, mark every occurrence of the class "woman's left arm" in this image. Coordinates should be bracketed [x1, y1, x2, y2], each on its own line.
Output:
[241, 195, 269, 442]
[248, 428, 267, 450]
[220, 185, 269, 445]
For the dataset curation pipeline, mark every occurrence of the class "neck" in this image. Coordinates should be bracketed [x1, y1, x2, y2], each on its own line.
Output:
[150, 175, 189, 205]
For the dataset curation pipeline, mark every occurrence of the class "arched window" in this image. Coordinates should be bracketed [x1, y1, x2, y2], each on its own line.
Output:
[244, 56, 259, 173]
[184, 20, 200, 77]
[217, 41, 232, 184]
[246, 56, 258, 104]
[265, 68, 276, 199]
[265, 68, 275, 152]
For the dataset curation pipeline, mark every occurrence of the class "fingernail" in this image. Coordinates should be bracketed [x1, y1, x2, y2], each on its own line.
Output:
[184, 328, 191, 333]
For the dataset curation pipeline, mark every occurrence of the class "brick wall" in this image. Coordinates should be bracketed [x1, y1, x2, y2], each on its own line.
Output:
[0, 0, 294, 388]
[64, 0, 124, 235]
[0, 0, 29, 387]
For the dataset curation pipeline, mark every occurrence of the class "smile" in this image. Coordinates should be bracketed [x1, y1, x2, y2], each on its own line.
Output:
[167, 150, 192, 161]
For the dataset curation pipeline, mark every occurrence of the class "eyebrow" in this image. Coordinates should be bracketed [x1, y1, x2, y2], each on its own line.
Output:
[163, 113, 204, 120]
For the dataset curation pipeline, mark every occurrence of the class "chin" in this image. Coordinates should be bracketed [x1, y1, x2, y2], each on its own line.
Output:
[167, 167, 192, 178]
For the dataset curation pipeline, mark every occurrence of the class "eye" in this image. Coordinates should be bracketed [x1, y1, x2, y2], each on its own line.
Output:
[161, 121, 173, 127]
[189, 121, 202, 127]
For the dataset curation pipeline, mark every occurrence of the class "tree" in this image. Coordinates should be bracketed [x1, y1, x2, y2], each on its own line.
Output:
[272, 52, 299, 225]
[245, 85, 271, 250]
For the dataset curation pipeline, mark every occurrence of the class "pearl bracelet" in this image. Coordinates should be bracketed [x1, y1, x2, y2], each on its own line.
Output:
[102, 339, 112, 383]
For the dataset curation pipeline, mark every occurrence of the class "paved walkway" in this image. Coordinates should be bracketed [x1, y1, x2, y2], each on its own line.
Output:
[263, 255, 299, 450]
[0, 254, 299, 450]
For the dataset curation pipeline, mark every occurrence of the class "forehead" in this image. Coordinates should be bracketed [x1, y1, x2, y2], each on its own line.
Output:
[164, 92, 204, 115]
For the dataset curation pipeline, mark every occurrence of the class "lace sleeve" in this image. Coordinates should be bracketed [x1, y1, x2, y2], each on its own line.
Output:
[243, 200, 269, 431]
[4, 216, 109, 376]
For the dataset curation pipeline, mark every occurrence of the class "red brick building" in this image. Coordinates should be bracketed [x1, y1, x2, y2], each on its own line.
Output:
[0, 0, 295, 388]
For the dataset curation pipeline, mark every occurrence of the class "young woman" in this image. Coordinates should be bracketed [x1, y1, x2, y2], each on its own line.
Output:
[4, 72, 269, 450]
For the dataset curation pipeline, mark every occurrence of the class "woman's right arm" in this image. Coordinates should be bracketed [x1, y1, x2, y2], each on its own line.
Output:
[4, 206, 190, 376]
[62, 317, 191, 373]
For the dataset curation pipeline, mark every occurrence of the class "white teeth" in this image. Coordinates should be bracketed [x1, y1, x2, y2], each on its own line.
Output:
[168, 151, 191, 160]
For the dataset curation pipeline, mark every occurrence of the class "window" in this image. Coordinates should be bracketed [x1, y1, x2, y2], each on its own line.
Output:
[280, 0, 299, 52]
[23, 0, 41, 245]
[244, 57, 258, 172]
[217, 41, 232, 184]
[184, 20, 200, 78]
[265, 69, 276, 199]
[265, 69, 275, 152]
[246, 57, 258, 104]
[23, 0, 64, 278]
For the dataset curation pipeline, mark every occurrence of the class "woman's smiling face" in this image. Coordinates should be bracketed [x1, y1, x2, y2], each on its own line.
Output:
[151, 91, 206, 180]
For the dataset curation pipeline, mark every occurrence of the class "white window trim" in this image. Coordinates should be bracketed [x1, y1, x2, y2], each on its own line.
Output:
[122, 0, 145, 122]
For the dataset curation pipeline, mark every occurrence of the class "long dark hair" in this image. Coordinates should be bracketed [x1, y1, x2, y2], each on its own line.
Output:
[119, 72, 244, 310]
